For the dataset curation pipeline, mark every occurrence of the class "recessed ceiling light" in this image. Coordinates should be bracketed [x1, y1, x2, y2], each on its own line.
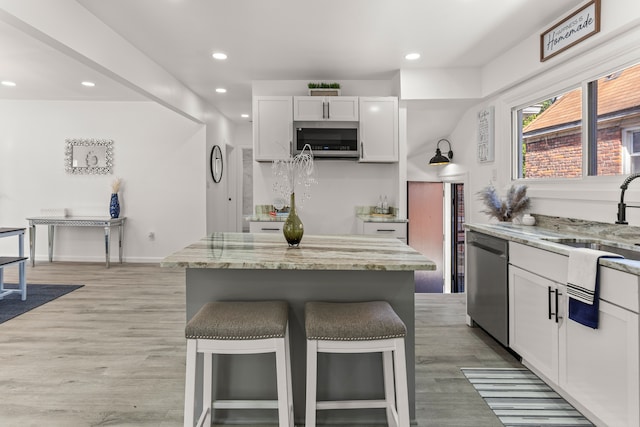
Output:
[81, 81, 96, 87]
[212, 52, 227, 60]
[1, 81, 16, 87]
[215, 88, 227, 93]
[241, 114, 249, 118]
[405, 53, 421, 60]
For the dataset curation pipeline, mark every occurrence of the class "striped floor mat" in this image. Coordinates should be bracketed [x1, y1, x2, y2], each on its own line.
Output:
[461, 368, 594, 426]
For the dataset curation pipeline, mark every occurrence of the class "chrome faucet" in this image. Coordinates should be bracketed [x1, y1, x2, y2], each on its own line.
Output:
[616, 172, 640, 224]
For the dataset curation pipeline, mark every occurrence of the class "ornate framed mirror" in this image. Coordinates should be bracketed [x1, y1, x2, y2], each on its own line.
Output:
[210, 145, 223, 183]
[65, 138, 113, 175]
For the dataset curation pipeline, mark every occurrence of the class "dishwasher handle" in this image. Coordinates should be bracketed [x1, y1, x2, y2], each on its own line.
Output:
[467, 241, 507, 257]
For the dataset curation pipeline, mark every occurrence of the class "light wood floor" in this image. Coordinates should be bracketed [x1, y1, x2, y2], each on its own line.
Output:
[0, 262, 521, 426]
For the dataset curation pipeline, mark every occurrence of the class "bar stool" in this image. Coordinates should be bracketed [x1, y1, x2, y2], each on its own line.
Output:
[304, 301, 409, 427]
[184, 301, 293, 427]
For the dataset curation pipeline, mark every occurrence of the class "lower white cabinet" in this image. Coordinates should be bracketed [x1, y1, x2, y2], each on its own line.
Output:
[249, 222, 284, 233]
[559, 266, 639, 427]
[509, 265, 564, 384]
[509, 241, 640, 427]
[358, 221, 407, 242]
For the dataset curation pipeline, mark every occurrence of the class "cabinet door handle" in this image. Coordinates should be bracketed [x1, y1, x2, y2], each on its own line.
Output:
[323, 101, 327, 119]
[548, 286, 553, 320]
[261, 227, 280, 231]
[327, 101, 330, 118]
[376, 229, 396, 232]
[555, 289, 562, 323]
[360, 141, 364, 159]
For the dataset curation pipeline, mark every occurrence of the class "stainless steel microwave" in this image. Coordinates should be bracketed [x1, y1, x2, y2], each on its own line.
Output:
[294, 125, 359, 158]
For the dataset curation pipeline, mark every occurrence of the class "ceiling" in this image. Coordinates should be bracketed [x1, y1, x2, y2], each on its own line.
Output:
[1, 0, 584, 124]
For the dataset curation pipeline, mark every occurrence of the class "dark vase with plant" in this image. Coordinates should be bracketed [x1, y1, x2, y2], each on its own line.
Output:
[109, 178, 121, 219]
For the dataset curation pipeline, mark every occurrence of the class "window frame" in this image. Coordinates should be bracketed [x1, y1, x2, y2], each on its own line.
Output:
[511, 60, 640, 183]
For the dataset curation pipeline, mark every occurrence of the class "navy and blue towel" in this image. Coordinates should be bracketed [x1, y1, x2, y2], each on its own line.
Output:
[567, 247, 623, 329]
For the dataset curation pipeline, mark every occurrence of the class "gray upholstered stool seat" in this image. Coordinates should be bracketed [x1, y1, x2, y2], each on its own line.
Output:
[304, 301, 410, 427]
[185, 301, 288, 340]
[184, 301, 293, 427]
[305, 301, 407, 341]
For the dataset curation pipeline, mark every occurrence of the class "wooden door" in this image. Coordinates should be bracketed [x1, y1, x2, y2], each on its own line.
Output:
[408, 181, 443, 292]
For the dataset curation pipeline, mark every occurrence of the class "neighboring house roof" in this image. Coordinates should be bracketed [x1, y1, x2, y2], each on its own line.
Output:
[524, 63, 640, 134]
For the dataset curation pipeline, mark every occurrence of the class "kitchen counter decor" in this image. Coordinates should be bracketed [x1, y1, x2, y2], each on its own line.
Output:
[479, 184, 530, 222]
[272, 143, 316, 246]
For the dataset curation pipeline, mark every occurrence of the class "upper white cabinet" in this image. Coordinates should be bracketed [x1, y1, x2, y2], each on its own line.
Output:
[359, 97, 398, 162]
[253, 96, 293, 161]
[293, 96, 359, 121]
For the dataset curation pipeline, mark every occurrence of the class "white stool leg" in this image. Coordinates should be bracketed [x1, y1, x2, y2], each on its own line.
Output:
[383, 349, 398, 427]
[393, 338, 410, 427]
[305, 339, 318, 427]
[184, 339, 197, 427]
[284, 326, 294, 427]
[202, 351, 212, 427]
[275, 334, 291, 427]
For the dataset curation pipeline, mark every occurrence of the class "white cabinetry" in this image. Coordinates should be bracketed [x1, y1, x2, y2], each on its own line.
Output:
[509, 241, 640, 427]
[358, 220, 407, 243]
[249, 222, 284, 233]
[253, 96, 293, 161]
[293, 96, 358, 121]
[359, 97, 398, 162]
[559, 266, 639, 427]
[509, 265, 564, 384]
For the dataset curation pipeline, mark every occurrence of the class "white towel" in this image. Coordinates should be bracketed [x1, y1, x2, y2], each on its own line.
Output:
[566, 247, 622, 305]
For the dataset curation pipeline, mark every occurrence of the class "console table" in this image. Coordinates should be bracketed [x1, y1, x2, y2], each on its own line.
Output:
[0, 227, 28, 300]
[26, 217, 125, 268]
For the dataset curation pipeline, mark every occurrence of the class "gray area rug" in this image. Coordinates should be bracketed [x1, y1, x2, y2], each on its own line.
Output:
[462, 367, 594, 426]
[0, 284, 83, 324]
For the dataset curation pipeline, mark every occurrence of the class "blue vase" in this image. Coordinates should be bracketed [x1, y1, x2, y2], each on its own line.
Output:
[110, 193, 120, 218]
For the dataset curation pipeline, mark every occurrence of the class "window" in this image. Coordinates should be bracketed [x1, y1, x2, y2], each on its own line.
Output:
[515, 61, 640, 179]
[622, 128, 640, 173]
[516, 88, 583, 179]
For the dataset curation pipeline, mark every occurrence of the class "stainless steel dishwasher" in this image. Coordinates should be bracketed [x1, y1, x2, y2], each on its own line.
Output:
[466, 231, 509, 346]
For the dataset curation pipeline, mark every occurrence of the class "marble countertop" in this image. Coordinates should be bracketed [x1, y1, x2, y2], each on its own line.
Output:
[466, 221, 640, 275]
[245, 214, 287, 222]
[161, 232, 435, 271]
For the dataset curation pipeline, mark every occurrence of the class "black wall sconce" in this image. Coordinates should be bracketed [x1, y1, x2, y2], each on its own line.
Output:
[429, 138, 453, 165]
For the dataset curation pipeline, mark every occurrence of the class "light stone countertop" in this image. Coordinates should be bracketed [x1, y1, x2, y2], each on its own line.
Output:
[356, 213, 408, 223]
[244, 214, 287, 222]
[466, 221, 640, 275]
[161, 232, 435, 271]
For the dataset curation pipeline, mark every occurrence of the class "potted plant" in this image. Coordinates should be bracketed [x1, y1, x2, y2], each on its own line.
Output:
[308, 82, 341, 96]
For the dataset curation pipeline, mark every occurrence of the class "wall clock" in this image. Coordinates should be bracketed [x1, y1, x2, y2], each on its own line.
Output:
[210, 145, 223, 183]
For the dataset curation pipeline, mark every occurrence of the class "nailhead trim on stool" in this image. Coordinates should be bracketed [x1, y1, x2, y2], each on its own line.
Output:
[305, 301, 410, 427]
[184, 301, 293, 427]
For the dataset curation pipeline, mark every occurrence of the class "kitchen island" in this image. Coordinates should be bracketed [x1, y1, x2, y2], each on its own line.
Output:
[162, 232, 434, 425]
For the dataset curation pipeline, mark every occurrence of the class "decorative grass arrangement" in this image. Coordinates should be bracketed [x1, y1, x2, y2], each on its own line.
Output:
[111, 177, 121, 193]
[307, 82, 340, 89]
[479, 184, 530, 222]
[272, 144, 317, 206]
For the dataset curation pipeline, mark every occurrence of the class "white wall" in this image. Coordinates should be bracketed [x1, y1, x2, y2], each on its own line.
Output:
[253, 160, 398, 235]
[205, 109, 236, 233]
[0, 100, 206, 262]
[448, 1, 640, 227]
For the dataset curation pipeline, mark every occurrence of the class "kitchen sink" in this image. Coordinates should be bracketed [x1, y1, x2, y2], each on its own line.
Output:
[548, 238, 640, 261]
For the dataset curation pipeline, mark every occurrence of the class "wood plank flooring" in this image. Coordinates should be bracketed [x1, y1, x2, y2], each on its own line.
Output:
[0, 262, 521, 426]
